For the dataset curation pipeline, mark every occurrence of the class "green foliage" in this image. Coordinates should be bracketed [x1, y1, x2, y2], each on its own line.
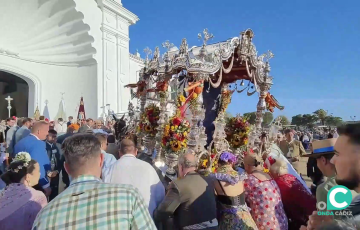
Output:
[313, 109, 328, 125]
[262, 112, 274, 127]
[291, 114, 318, 128]
[291, 114, 303, 126]
[243, 112, 256, 125]
[242, 111, 273, 127]
[325, 116, 343, 127]
[224, 111, 233, 123]
[291, 109, 343, 128]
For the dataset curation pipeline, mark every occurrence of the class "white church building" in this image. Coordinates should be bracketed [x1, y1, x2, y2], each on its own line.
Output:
[0, 0, 144, 120]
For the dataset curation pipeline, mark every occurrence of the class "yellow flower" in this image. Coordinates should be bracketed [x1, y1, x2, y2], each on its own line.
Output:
[171, 141, 182, 152]
[244, 139, 248, 145]
[183, 131, 188, 137]
[174, 125, 178, 130]
[264, 168, 269, 173]
[171, 126, 175, 131]
[145, 125, 152, 132]
[202, 159, 208, 168]
[179, 95, 186, 103]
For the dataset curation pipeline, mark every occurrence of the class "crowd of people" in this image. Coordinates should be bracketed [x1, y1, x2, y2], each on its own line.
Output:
[0, 115, 360, 230]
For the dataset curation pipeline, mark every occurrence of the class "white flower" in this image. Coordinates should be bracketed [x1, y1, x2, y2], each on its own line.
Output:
[14, 152, 31, 163]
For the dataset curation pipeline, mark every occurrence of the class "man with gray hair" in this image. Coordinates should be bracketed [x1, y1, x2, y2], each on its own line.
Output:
[154, 153, 218, 229]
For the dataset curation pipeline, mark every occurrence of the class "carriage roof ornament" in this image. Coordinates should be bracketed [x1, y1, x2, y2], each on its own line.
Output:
[198, 28, 214, 61]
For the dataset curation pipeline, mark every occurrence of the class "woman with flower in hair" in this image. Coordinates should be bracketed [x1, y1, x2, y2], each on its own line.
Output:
[269, 159, 316, 230]
[210, 152, 257, 230]
[0, 152, 47, 230]
[243, 153, 288, 230]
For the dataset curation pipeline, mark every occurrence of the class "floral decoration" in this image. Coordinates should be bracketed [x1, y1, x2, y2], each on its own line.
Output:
[219, 152, 237, 164]
[219, 89, 233, 114]
[225, 115, 250, 149]
[10, 152, 31, 173]
[138, 104, 160, 136]
[14, 152, 31, 163]
[162, 114, 190, 154]
[198, 153, 218, 173]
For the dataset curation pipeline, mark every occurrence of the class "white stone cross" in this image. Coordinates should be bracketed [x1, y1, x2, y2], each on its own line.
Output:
[5, 96, 13, 117]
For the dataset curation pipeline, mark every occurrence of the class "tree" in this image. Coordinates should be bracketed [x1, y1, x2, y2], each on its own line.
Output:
[224, 111, 233, 119]
[313, 109, 328, 125]
[276, 115, 290, 126]
[262, 112, 274, 127]
[325, 116, 343, 127]
[302, 114, 318, 128]
[224, 111, 233, 123]
[291, 114, 303, 126]
[291, 114, 317, 127]
[243, 112, 256, 125]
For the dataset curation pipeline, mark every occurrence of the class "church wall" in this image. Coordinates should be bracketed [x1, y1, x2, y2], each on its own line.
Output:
[74, 0, 103, 118]
[0, 56, 98, 120]
[129, 55, 145, 108]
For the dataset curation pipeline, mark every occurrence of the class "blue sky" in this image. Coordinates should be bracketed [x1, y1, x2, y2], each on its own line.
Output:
[124, 0, 360, 121]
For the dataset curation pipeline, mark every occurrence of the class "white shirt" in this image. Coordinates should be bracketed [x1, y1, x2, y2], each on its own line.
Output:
[54, 121, 67, 134]
[104, 154, 165, 217]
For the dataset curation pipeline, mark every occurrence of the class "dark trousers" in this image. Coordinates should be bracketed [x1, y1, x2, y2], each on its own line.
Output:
[49, 175, 59, 201]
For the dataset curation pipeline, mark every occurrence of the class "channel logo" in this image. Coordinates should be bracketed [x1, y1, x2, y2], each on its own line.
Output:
[317, 185, 353, 216]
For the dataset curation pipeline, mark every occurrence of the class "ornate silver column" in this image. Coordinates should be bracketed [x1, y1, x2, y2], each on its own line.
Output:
[155, 90, 168, 162]
[187, 92, 203, 151]
[255, 61, 272, 131]
[137, 72, 148, 150]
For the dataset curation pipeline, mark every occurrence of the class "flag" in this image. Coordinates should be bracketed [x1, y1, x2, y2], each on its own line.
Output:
[77, 97, 86, 121]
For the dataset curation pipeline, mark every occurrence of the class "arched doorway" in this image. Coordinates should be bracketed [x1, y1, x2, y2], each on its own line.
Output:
[0, 71, 29, 119]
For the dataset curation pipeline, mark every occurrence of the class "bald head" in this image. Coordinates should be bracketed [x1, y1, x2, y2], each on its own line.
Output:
[31, 121, 49, 140]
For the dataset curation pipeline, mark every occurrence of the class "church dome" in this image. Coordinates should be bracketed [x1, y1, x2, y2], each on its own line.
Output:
[0, 0, 96, 66]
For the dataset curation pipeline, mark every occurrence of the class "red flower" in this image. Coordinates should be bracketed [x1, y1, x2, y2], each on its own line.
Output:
[173, 118, 181, 126]
[174, 134, 182, 141]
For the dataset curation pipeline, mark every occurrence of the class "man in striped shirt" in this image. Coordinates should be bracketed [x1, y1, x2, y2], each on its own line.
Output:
[32, 134, 156, 230]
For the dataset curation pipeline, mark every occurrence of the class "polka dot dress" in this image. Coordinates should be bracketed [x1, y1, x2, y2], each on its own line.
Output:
[244, 174, 288, 230]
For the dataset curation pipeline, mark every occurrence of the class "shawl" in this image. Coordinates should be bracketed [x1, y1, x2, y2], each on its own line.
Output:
[267, 144, 311, 194]
[0, 183, 47, 230]
[275, 174, 316, 229]
[210, 165, 247, 184]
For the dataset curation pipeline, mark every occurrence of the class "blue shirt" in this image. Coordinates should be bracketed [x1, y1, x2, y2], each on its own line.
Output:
[101, 150, 117, 181]
[14, 134, 51, 188]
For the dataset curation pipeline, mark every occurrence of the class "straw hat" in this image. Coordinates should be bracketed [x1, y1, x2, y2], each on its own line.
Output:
[303, 138, 337, 157]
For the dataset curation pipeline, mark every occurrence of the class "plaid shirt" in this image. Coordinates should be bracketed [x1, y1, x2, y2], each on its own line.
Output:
[32, 175, 156, 230]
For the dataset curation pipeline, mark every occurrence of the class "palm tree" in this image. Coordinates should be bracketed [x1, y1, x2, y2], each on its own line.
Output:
[313, 109, 328, 125]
